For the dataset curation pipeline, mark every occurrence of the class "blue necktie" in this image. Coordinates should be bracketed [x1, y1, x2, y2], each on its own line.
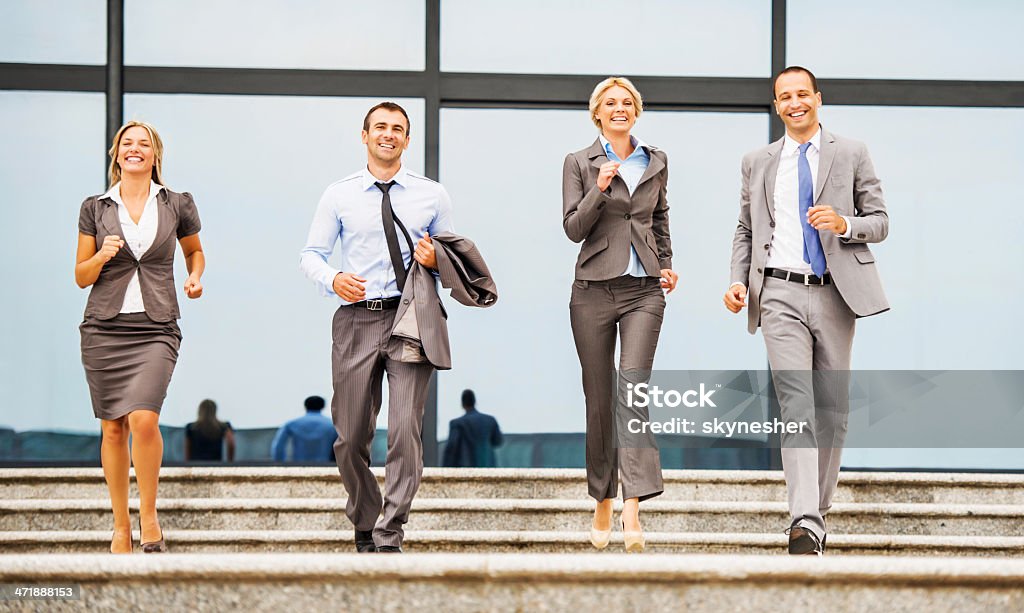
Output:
[798, 142, 827, 277]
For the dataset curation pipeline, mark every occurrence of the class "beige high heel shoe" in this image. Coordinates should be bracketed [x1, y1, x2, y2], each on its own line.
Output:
[590, 504, 612, 549]
[621, 518, 645, 553]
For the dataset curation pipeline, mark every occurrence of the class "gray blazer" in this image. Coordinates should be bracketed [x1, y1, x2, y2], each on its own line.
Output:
[391, 232, 497, 370]
[730, 127, 889, 334]
[562, 139, 672, 280]
[78, 188, 202, 322]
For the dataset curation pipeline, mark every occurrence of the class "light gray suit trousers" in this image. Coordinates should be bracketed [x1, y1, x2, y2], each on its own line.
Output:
[730, 127, 889, 540]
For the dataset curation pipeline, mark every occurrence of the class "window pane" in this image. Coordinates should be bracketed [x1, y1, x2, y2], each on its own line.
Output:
[441, 0, 771, 77]
[819, 106, 1024, 370]
[119, 94, 424, 432]
[788, 0, 1024, 80]
[437, 108, 768, 438]
[0, 91, 106, 434]
[0, 0, 106, 64]
[807, 106, 1024, 469]
[125, 0, 425, 70]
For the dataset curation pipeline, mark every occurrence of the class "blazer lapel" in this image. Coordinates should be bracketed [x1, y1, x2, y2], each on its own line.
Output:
[98, 198, 128, 246]
[635, 147, 665, 189]
[142, 189, 175, 261]
[814, 128, 837, 204]
[587, 138, 609, 169]
[763, 138, 784, 223]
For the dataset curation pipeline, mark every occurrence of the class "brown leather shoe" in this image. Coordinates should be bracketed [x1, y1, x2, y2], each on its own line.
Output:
[786, 520, 823, 555]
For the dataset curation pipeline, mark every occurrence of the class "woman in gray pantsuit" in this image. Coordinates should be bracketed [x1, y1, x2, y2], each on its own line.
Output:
[562, 77, 678, 552]
[75, 120, 205, 553]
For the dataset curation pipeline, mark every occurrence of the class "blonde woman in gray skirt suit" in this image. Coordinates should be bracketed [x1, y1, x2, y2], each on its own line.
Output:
[75, 120, 205, 553]
[563, 77, 678, 552]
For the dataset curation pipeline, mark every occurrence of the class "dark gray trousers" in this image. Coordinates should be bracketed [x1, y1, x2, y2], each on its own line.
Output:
[570, 276, 665, 502]
[330, 304, 434, 548]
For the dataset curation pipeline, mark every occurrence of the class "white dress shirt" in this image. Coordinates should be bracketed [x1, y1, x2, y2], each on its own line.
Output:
[766, 128, 853, 276]
[300, 165, 454, 302]
[101, 181, 163, 313]
[766, 130, 822, 275]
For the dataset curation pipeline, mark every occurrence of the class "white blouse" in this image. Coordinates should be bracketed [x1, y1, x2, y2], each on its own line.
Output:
[101, 181, 164, 313]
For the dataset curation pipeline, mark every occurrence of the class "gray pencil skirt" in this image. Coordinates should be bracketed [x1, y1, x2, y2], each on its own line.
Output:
[80, 313, 182, 421]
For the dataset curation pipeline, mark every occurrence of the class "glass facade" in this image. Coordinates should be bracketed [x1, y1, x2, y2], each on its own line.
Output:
[2, 1, 1022, 469]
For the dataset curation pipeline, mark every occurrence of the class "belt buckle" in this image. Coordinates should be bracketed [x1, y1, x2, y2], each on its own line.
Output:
[366, 299, 383, 311]
[803, 274, 811, 286]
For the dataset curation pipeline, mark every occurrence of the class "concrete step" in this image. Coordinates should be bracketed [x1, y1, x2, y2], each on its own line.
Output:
[4, 467, 1024, 504]
[3, 530, 1024, 557]
[3, 498, 1022, 536]
[2, 553, 1023, 610]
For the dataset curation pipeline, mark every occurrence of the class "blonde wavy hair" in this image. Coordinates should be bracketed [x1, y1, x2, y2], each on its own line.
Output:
[588, 76, 644, 129]
[107, 120, 165, 188]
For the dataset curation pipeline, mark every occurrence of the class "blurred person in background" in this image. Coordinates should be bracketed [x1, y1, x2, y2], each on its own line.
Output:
[184, 399, 235, 462]
[442, 389, 503, 468]
[271, 395, 337, 462]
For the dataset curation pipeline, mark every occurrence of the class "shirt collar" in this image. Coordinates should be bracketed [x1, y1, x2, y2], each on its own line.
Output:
[101, 181, 165, 206]
[361, 165, 409, 191]
[599, 134, 649, 161]
[783, 127, 822, 156]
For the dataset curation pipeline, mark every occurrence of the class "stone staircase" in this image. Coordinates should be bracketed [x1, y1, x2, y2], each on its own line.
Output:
[2, 467, 1023, 610]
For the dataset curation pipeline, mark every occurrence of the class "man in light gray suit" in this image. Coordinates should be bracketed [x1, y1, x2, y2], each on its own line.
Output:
[724, 66, 889, 555]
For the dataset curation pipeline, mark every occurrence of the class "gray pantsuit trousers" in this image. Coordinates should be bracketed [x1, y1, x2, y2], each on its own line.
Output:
[760, 276, 856, 540]
[570, 276, 665, 502]
[330, 304, 434, 548]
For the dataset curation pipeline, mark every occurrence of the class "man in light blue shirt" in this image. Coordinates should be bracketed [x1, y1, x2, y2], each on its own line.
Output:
[300, 102, 453, 554]
[270, 396, 337, 462]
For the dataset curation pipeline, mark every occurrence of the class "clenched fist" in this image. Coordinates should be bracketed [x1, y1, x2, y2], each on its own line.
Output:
[723, 283, 747, 313]
[596, 161, 621, 192]
[97, 235, 124, 264]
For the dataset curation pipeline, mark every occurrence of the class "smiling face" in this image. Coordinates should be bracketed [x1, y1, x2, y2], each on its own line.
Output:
[362, 108, 410, 165]
[773, 70, 822, 140]
[116, 125, 156, 179]
[595, 85, 638, 137]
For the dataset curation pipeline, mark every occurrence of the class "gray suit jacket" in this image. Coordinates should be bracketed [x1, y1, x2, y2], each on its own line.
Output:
[391, 232, 497, 370]
[562, 139, 672, 280]
[730, 127, 889, 334]
[78, 188, 202, 322]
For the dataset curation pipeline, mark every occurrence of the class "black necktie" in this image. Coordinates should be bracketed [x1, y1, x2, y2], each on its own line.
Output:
[375, 181, 413, 292]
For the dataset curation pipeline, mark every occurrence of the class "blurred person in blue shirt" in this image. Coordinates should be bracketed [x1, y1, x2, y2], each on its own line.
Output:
[271, 396, 338, 462]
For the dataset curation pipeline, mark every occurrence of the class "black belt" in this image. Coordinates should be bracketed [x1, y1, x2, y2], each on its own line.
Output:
[764, 268, 831, 285]
[346, 297, 402, 310]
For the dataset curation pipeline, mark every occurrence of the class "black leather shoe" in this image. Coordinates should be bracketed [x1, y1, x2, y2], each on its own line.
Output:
[786, 520, 823, 555]
[376, 545, 403, 553]
[821, 533, 827, 554]
[355, 529, 376, 553]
